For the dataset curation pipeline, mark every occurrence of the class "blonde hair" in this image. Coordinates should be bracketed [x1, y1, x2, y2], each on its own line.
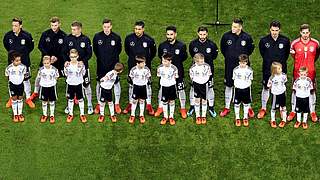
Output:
[299, 66, 308, 73]
[114, 63, 124, 72]
[69, 49, 79, 55]
[193, 53, 204, 63]
[42, 55, 51, 62]
[271, 62, 282, 76]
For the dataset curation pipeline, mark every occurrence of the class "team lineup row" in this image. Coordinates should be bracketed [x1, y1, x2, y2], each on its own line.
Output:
[3, 17, 319, 128]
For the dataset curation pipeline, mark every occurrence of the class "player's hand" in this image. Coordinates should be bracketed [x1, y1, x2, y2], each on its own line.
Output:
[51, 56, 58, 63]
[290, 49, 295, 54]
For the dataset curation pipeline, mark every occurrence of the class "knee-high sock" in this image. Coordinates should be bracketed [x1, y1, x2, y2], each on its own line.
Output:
[17, 99, 23, 115]
[244, 103, 250, 119]
[96, 82, 101, 102]
[157, 87, 162, 108]
[169, 101, 175, 118]
[139, 100, 145, 117]
[114, 81, 121, 105]
[42, 101, 48, 116]
[24, 80, 32, 99]
[195, 100, 200, 118]
[131, 100, 137, 116]
[128, 85, 133, 104]
[189, 87, 194, 106]
[234, 104, 240, 119]
[163, 101, 168, 118]
[208, 87, 215, 108]
[79, 99, 85, 115]
[309, 92, 316, 112]
[84, 84, 92, 107]
[201, 100, 207, 117]
[146, 84, 152, 105]
[225, 86, 233, 109]
[12, 100, 18, 116]
[99, 101, 105, 116]
[271, 109, 276, 121]
[297, 113, 301, 122]
[68, 99, 74, 116]
[49, 101, 55, 117]
[34, 76, 41, 94]
[280, 106, 287, 122]
[261, 87, 270, 110]
[291, 92, 296, 112]
[178, 89, 186, 109]
[303, 113, 308, 123]
[108, 101, 115, 116]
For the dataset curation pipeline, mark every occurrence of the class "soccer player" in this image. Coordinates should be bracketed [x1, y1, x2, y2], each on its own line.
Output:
[64, 49, 87, 123]
[157, 25, 188, 119]
[189, 53, 212, 125]
[123, 21, 156, 115]
[3, 17, 35, 108]
[29, 17, 66, 102]
[293, 67, 313, 129]
[267, 62, 287, 128]
[188, 26, 218, 118]
[62, 21, 93, 114]
[5, 51, 27, 122]
[157, 53, 179, 126]
[128, 56, 151, 124]
[220, 18, 254, 118]
[37, 56, 59, 124]
[257, 20, 290, 119]
[233, 54, 253, 127]
[287, 24, 319, 122]
[93, 18, 122, 115]
[98, 63, 124, 123]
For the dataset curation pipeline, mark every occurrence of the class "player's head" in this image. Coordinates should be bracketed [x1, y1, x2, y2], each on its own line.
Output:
[50, 16, 61, 33]
[269, 20, 281, 39]
[166, 25, 177, 43]
[69, 49, 79, 61]
[42, 55, 51, 68]
[197, 26, 208, 42]
[231, 18, 243, 35]
[239, 54, 248, 67]
[102, 18, 112, 35]
[134, 21, 145, 37]
[135, 55, 146, 68]
[114, 62, 124, 73]
[271, 61, 282, 76]
[9, 51, 22, 65]
[300, 24, 311, 41]
[161, 52, 173, 67]
[299, 66, 308, 78]
[193, 53, 205, 64]
[12, 17, 22, 33]
[71, 21, 82, 36]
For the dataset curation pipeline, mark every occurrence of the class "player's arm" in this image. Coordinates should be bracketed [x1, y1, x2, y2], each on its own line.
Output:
[84, 37, 92, 62]
[247, 35, 255, 56]
[189, 68, 194, 80]
[181, 44, 188, 62]
[62, 37, 70, 63]
[211, 42, 219, 60]
[92, 34, 98, 57]
[267, 78, 272, 88]
[258, 38, 265, 58]
[38, 32, 48, 55]
[124, 36, 130, 56]
[284, 39, 291, 62]
[150, 38, 157, 61]
[3, 34, 10, 52]
[116, 36, 122, 56]
[26, 33, 35, 53]
[188, 42, 195, 58]
[157, 44, 163, 60]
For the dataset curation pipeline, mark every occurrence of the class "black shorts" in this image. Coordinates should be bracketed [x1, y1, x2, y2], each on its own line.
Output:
[66, 84, 84, 100]
[100, 88, 112, 102]
[132, 85, 147, 100]
[233, 87, 252, 104]
[40, 86, 57, 101]
[83, 69, 91, 87]
[161, 85, 177, 102]
[194, 82, 207, 99]
[271, 92, 286, 110]
[176, 78, 185, 91]
[295, 97, 310, 113]
[9, 82, 24, 97]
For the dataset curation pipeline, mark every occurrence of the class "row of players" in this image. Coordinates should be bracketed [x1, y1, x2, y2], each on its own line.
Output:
[3, 17, 319, 127]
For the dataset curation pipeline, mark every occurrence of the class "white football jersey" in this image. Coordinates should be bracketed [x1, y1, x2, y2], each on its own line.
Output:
[267, 73, 287, 95]
[293, 77, 313, 98]
[129, 66, 151, 86]
[189, 63, 212, 84]
[157, 64, 178, 87]
[232, 65, 253, 89]
[5, 63, 26, 85]
[100, 70, 118, 90]
[64, 62, 86, 85]
[37, 65, 59, 87]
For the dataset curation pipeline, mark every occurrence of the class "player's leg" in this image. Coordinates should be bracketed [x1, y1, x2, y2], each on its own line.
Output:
[177, 80, 187, 119]
[114, 78, 122, 114]
[146, 81, 155, 115]
[187, 85, 195, 116]
[258, 86, 270, 119]
[155, 86, 163, 117]
[288, 91, 296, 121]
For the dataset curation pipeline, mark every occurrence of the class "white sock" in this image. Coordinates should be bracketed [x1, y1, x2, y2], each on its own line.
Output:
[158, 88, 163, 108]
[291, 92, 296, 112]
[131, 100, 137, 116]
[114, 81, 121, 104]
[309, 93, 316, 112]
[297, 113, 301, 122]
[108, 101, 114, 116]
[169, 101, 175, 118]
[234, 104, 240, 119]
[42, 101, 48, 116]
[34, 77, 40, 94]
[178, 89, 186, 109]
[261, 87, 270, 109]
[225, 86, 233, 109]
[68, 99, 74, 116]
[189, 87, 194, 106]
[195, 101, 200, 118]
[128, 85, 134, 104]
[303, 113, 308, 123]
[17, 99, 23, 115]
[201, 100, 207, 117]
[79, 99, 85, 115]
[146, 84, 152, 105]
[96, 82, 101, 102]
[12, 100, 18, 116]
[99, 101, 105, 116]
[281, 107, 287, 122]
[84, 84, 92, 107]
[49, 101, 55, 117]
[24, 80, 32, 99]
[244, 103, 250, 119]
[208, 88, 215, 107]
[271, 109, 276, 121]
[163, 102, 168, 118]
[139, 100, 145, 117]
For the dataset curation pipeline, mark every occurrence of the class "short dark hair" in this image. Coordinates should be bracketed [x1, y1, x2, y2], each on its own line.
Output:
[269, 20, 281, 29]
[166, 25, 177, 33]
[197, 26, 208, 32]
[162, 52, 173, 61]
[300, 24, 310, 32]
[233, 18, 243, 26]
[50, 17, 60, 23]
[71, 21, 82, 28]
[239, 54, 249, 63]
[102, 18, 112, 25]
[12, 17, 22, 25]
[135, 21, 145, 28]
[135, 55, 146, 63]
[9, 50, 22, 62]
[114, 63, 124, 72]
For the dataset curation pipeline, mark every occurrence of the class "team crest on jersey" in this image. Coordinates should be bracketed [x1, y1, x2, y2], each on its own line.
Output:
[279, 43, 284, 49]
[241, 40, 246, 46]
[80, 42, 86, 48]
[193, 47, 198, 52]
[111, 40, 115, 46]
[98, 40, 103, 45]
[265, 43, 270, 48]
[310, 46, 314, 52]
[206, 48, 211, 53]
[175, 49, 180, 55]
[227, 40, 232, 45]
[21, 39, 25, 45]
[9, 39, 13, 44]
[69, 41, 73, 46]
[163, 49, 168, 53]
[130, 41, 135, 46]
[143, 42, 148, 48]
[45, 37, 51, 42]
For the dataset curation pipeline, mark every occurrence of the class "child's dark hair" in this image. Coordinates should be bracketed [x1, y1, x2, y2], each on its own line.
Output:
[162, 52, 173, 61]
[114, 63, 124, 72]
[239, 54, 249, 63]
[9, 50, 21, 62]
[135, 55, 146, 64]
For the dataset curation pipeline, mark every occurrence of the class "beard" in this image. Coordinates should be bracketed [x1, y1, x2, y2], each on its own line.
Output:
[167, 38, 174, 42]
